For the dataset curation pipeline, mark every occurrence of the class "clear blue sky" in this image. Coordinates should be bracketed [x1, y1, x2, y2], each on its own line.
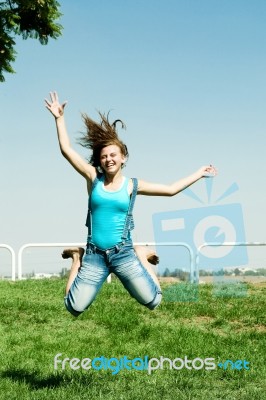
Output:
[1, 0, 266, 275]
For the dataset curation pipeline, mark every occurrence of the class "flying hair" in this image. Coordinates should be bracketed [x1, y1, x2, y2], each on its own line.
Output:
[78, 111, 128, 168]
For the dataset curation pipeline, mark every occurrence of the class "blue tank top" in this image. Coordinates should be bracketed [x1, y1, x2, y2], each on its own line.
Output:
[90, 175, 130, 249]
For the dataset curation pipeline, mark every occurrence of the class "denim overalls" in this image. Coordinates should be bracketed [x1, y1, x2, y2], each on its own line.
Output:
[64, 176, 162, 317]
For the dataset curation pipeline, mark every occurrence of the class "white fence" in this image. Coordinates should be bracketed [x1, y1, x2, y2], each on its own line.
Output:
[195, 241, 266, 283]
[17, 242, 87, 281]
[2, 241, 194, 282]
[0, 244, 16, 281]
[17, 241, 194, 282]
[1, 241, 266, 283]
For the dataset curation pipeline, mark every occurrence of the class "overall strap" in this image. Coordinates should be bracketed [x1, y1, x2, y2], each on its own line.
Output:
[121, 178, 138, 242]
[85, 174, 101, 240]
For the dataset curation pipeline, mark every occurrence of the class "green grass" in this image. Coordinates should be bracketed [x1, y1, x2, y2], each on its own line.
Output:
[0, 278, 265, 400]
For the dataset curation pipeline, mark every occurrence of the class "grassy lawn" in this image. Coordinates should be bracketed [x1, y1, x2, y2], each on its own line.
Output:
[0, 278, 265, 400]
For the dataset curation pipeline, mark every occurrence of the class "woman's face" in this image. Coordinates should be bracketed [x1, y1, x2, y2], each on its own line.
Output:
[100, 144, 126, 174]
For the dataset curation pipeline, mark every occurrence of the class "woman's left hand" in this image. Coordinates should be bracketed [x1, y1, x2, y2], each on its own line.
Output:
[199, 165, 218, 177]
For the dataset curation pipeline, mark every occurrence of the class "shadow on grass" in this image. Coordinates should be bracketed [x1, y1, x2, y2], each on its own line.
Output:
[1, 368, 93, 390]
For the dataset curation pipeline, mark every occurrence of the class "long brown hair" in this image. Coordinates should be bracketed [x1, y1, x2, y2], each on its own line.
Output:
[79, 111, 128, 168]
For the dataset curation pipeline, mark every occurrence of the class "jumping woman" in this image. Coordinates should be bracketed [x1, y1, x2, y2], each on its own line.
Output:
[45, 92, 217, 316]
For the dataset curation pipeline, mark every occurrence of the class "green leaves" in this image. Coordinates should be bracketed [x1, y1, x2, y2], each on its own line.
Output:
[0, 0, 63, 82]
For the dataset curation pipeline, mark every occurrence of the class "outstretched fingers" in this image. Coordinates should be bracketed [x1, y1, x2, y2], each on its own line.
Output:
[44, 91, 67, 117]
[44, 98, 51, 107]
[49, 91, 58, 102]
[45, 91, 60, 106]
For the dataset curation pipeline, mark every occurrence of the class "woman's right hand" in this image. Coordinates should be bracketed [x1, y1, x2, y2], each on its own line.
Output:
[45, 91, 67, 119]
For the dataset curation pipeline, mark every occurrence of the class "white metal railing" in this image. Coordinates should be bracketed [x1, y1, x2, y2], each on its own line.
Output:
[0, 244, 16, 281]
[17, 242, 93, 280]
[17, 241, 194, 282]
[136, 242, 194, 282]
[195, 241, 266, 283]
[4, 240, 265, 284]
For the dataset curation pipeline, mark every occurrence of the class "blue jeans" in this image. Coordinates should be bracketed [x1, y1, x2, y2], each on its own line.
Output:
[64, 240, 162, 316]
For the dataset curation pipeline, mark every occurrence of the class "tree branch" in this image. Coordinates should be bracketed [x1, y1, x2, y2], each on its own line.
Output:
[8, 0, 14, 11]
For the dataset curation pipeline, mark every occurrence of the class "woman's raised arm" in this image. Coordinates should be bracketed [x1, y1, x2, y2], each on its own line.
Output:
[138, 165, 218, 196]
[45, 91, 96, 182]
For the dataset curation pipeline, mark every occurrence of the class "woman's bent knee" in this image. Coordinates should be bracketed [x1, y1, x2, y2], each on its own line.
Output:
[64, 296, 87, 317]
[144, 291, 162, 310]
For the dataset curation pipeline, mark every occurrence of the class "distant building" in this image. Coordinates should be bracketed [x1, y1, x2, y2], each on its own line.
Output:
[31, 273, 61, 279]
